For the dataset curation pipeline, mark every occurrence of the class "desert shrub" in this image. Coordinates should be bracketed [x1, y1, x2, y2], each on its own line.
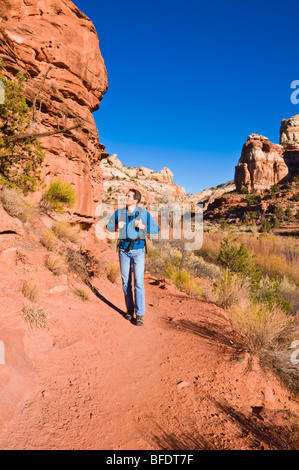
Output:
[64, 248, 90, 280]
[22, 278, 39, 302]
[220, 218, 229, 230]
[285, 208, 293, 220]
[145, 238, 160, 258]
[181, 251, 221, 280]
[228, 301, 293, 354]
[45, 252, 67, 275]
[165, 261, 202, 299]
[207, 269, 249, 309]
[273, 217, 280, 228]
[259, 219, 272, 233]
[106, 261, 120, 283]
[0, 186, 38, 222]
[41, 180, 76, 213]
[52, 221, 81, 243]
[41, 229, 59, 251]
[270, 183, 280, 196]
[274, 206, 284, 221]
[245, 190, 259, 206]
[217, 234, 289, 312]
[22, 305, 48, 329]
[243, 211, 258, 224]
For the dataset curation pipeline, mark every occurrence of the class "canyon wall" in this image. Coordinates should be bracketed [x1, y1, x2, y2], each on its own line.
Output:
[0, 0, 108, 221]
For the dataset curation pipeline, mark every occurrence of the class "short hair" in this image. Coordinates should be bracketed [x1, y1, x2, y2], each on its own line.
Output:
[128, 188, 142, 203]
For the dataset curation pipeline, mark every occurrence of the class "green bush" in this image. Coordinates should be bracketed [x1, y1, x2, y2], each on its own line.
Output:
[259, 219, 272, 233]
[245, 190, 259, 206]
[42, 180, 76, 213]
[217, 234, 289, 312]
[0, 60, 45, 192]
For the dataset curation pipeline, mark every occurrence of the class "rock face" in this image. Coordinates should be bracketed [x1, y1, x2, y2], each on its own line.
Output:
[100, 154, 186, 205]
[0, 0, 108, 219]
[235, 134, 289, 192]
[235, 116, 299, 193]
[184, 181, 236, 210]
[280, 115, 299, 179]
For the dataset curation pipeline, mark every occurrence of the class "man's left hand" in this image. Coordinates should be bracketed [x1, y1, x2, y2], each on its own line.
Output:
[135, 220, 146, 230]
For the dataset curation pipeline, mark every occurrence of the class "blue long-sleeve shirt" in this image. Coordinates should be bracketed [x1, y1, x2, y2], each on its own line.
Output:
[106, 206, 160, 250]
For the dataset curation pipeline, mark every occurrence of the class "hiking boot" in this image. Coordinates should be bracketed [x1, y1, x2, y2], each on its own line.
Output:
[135, 315, 144, 326]
[124, 310, 134, 321]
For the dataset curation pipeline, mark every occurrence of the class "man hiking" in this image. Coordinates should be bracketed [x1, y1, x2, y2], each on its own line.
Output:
[106, 189, 160, 326]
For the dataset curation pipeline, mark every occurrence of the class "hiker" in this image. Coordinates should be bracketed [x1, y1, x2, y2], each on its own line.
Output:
[106, 189, 160, 326]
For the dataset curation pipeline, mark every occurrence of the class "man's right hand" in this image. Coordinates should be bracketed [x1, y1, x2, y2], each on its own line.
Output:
[118, 221, 125, 229]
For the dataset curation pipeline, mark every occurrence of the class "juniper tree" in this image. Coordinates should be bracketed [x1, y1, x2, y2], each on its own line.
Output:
[0, 60, 45, 193]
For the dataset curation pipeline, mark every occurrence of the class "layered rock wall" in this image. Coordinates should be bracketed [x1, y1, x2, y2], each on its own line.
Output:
[0, 0, 108, 220]
[100, 154, 186, 205]
[235, 115, 299, 192]
[235, 134, 288, 192]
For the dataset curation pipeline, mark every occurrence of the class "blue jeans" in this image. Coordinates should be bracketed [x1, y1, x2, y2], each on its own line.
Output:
[119, 248, 145, 316]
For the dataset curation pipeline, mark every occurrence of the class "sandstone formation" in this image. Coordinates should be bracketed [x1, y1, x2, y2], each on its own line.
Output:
[235, 134, 288, 192]
[280, 115, 299, 179]
[0, 0, 108, 220]
[235, 116, 299, 193]
[100, 154, 186, 205]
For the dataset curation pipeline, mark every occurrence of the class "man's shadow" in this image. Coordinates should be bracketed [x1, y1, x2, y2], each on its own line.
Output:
[85, 279, 126, 317]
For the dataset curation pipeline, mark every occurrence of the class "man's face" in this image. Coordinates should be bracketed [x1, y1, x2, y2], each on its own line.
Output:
[125, 191, 137, 206]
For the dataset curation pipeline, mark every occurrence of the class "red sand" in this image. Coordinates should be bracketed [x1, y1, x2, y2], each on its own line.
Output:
[0, 231, 298, 450]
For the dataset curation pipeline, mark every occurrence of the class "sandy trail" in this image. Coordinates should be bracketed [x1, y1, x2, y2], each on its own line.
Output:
[0, 240, 298, 450]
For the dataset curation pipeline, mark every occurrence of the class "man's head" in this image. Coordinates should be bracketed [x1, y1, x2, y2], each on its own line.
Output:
[125, 188, 142, 207]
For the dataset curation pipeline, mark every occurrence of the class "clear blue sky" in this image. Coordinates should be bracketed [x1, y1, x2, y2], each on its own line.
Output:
[74, 0, 299, 194]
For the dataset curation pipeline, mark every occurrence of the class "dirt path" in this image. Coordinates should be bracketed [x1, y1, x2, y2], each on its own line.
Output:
[0, 241, 298, 450]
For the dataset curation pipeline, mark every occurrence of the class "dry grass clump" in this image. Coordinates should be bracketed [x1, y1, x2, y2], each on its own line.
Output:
[182, 251, 222, 280]
[41, 229, 59, 251]
[258, 253, 299, 285]
[74, 288, 89, 301]
[228, 300, 293, 354]
[106, 261, 120, 283]
[0, 186, 38, 223]
[45, 252, 68, 275]
[196, 232, 223, 262]
[165, 262, 202, 299]
[22, 278, 39, 302]
[52, 221, 81, 243]
[204, 269, 248, 310]
[64, 248, 90, 280]
[22, 305, 48, 330]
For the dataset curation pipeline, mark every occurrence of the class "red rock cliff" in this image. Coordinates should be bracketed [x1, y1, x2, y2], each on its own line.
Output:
[0, 0, 108, 220]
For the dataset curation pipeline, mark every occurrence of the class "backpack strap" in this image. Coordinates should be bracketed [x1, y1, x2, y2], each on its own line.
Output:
[117, 206, 148, 253]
